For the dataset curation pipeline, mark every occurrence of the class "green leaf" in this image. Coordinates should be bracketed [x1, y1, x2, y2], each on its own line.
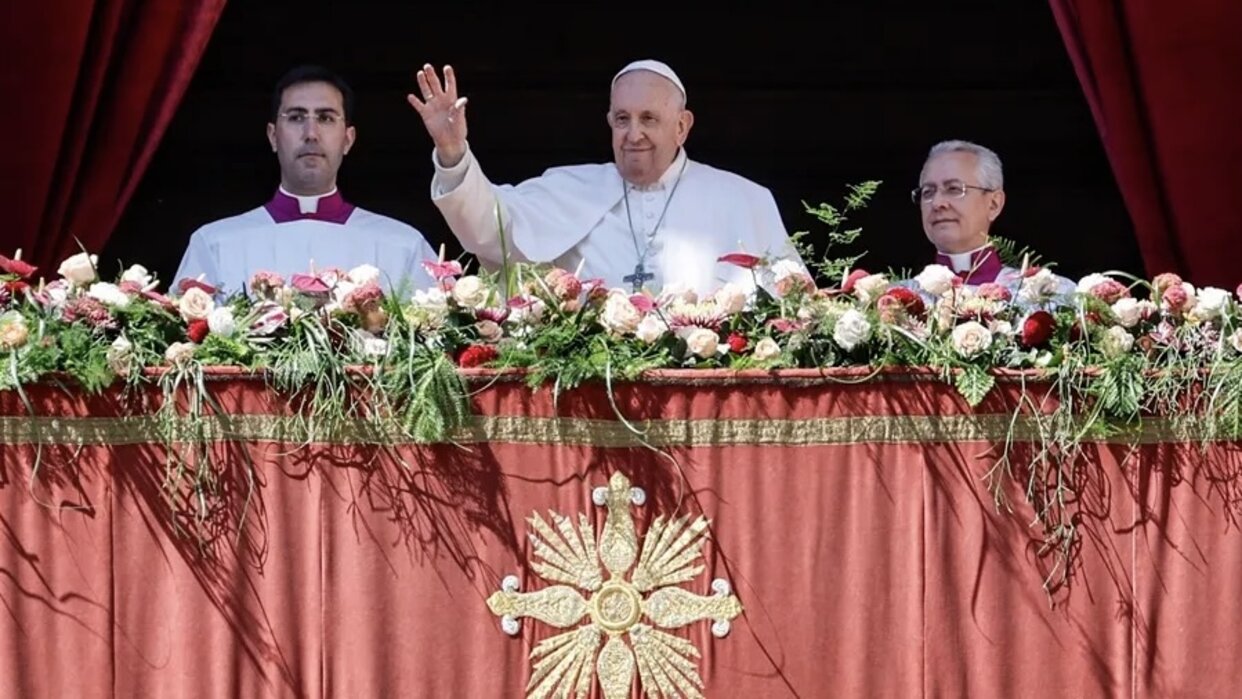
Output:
[954, 365, 995, 407]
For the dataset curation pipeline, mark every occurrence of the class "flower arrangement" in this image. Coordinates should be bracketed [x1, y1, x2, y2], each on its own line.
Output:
[6, 188, 1242, 592]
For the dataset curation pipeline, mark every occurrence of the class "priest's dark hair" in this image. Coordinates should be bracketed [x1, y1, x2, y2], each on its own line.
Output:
[270, 64, 356, 125]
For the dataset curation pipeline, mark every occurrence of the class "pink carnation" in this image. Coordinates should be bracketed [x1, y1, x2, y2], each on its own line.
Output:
[1089, 278, 1129, 304]
[976, 283, 1012, 302]
[342, 281, 383, 313]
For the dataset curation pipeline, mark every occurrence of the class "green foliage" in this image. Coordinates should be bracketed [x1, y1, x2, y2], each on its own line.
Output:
[791, 180, 882, 285]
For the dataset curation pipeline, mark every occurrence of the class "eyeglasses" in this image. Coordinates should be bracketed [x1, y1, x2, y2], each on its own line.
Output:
[277, 110, 344, 127]
[911, 181, 995, 204]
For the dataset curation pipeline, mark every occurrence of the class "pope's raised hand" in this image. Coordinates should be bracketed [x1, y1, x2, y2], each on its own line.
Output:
[407, 63, 468, 167]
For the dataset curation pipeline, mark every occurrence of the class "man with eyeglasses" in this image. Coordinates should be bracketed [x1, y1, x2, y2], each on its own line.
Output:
[911, 140, 1073, 295]
[175, 64, 438, 295]
[406, 59, 806, 297]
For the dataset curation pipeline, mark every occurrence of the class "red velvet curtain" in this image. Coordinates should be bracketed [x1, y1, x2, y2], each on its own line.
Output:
[1050, 1, 1242, 287]
[0, 0, 225, 275]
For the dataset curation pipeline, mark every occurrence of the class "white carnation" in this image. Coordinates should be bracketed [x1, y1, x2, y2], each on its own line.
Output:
[853, 273, 890, 305]
[347, 264, 381, 286]
[1076, 273, 1111, 294]
[87, 282, 130, 308]
[1099, 325, 1134, 358]
[1017, 268, 1060, 304]
[206, 306, 237, 337]
[1192, 286, 1230, 320]
[914, 264, 956, 297]
[1111, 298, 1145, 328]
[833, 309, 872, 351]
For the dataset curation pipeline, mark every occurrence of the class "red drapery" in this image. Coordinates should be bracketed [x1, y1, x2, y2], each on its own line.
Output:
[0, 0, 225, 274]
[2, 369, 1240, 697]
[1050, 1, 1242, 287]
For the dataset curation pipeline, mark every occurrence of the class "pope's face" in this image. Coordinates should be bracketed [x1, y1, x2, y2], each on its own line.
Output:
[267, 81, 356, 195]
[607, 71, 693, 187]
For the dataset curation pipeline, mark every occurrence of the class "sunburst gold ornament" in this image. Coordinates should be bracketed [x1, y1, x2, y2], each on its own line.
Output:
[487, 472, 742, 699]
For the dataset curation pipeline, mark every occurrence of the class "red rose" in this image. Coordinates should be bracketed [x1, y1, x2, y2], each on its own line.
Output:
[456, 344, 499, 368]
[1020, 310, 1055, 348]
[186, 319, 209, 343]
[876, 286, 925, 320]
[726, 332, 748, 353]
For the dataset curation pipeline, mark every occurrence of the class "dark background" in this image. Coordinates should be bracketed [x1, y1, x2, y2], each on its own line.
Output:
[102, 1, 1143, 285]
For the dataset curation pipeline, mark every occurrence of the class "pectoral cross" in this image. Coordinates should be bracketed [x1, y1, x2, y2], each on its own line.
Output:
[623, 263, 654, 293]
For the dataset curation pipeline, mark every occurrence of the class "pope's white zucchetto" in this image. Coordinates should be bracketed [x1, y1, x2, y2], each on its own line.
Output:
[611, 59, 686, 101]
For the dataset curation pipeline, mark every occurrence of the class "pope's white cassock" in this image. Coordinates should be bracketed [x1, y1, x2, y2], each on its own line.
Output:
[430, 145, 806, 297]
[175, 188, 438, 296]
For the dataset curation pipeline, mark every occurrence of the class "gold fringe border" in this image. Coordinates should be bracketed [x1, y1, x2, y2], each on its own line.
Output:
[0, 413, 1219, 447]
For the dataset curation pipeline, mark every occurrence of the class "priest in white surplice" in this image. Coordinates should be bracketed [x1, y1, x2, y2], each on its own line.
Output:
[407, 59, 806, 297]
[176, 65, 438, 296]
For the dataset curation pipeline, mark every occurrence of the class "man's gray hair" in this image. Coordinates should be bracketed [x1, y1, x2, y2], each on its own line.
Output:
[922, 140, 1004, 190]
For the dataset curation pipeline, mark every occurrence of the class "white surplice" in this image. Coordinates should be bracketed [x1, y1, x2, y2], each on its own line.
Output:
[430, 145, 806, 297]
[175, 189, 438, 297]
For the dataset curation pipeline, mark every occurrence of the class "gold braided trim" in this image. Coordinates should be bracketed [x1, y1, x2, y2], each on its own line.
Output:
[0, 413, 1218, 447]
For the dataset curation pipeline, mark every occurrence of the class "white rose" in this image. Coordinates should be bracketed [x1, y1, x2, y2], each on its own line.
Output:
[1017, 268, 1060, 304]
[598, 291, 642, 335]
[360, 334, 388, 358]
[475, 319, 503, 342]
[1230, 329, 1242, 354]
[164, 341, 196, 365]
[57, 252, 98, 286]
[915, 264, 956, 297]
[207, 306, 237, 337]
[1099, 325, 1134, 358]
[87, 282, 130, 308]
[752, 337, 781, 361]
[657, 282, 697, 306]
[0, 311, 28, 350]
[635, 314, 668, 344]
[451, 275, 488, 309]
[681, 327, 719, 359]
[853, 274, 890, 305]
[347, 264, 381, 286]
[833, 309, 873, 351]
[120, 264, 154, 288]
[951, 321, 993, 358]
[712, 283, 748, 315]
[178, 287, 215, 321]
